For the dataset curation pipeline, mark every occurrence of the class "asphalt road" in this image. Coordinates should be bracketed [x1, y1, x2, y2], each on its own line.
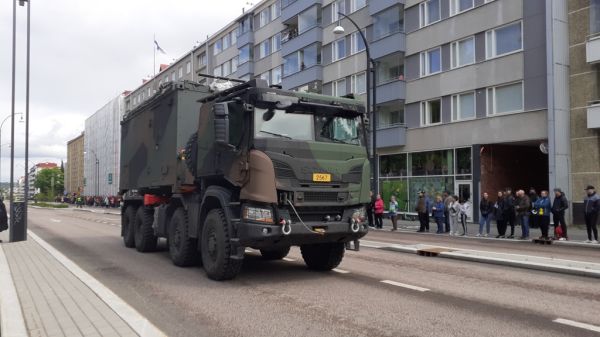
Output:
[25, 207, 600, 337]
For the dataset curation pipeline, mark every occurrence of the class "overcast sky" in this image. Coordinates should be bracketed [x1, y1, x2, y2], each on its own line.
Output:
[0, 0, 253, 182]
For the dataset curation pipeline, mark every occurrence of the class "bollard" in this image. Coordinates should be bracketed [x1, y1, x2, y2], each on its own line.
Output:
[9, 201, 26, 242]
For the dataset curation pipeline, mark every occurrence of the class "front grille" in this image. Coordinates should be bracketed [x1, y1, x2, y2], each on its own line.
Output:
[286, 206, 345, 222]
[272, 160, 296, 179]
[303, 191, 342, 202]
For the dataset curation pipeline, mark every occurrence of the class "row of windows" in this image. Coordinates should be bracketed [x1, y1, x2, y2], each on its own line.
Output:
[213, 30, 237, 56]
[419, 21, 522, 77]
[331, 31, 366, 62]
[258, 33, 282, 59]
[258, 1, 281, 28]
[332, 72, 366, 97]
[420, 81, 524, 127]
[214, 57, 239, 77]
[419, 0, 495, 28]
[259, 66, 283, 85]
[331, 0, 368, 22]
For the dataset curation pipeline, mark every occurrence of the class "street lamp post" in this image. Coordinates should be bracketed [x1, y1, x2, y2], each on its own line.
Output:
[0, 113, 23, 188]
[22, 0, 31, 242]
[333, 13, 379, 195]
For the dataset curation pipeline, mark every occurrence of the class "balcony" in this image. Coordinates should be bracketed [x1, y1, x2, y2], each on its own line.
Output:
[282, 0, 321, 23]
[235, 61, 254, 77]
[371, 32, 406, 60]
[375, 80, 406, 104]
[236, 31, 254, 49]
[376, 124, 407, 148]
[588, 102, 600, 129]
[369, 0, 400, 16]
[281, 26, 322, 56]
[282, 65, 322, 90]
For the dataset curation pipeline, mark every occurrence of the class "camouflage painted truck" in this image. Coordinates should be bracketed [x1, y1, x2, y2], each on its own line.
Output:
[119, 78, 370, 280]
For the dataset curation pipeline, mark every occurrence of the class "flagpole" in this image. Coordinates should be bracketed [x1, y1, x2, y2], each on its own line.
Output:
[153, 33, 156, 79]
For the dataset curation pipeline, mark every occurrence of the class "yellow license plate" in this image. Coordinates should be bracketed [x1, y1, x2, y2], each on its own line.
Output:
[312, 173, 331, 182]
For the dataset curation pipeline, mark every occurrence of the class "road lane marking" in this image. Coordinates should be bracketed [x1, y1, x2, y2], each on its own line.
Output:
[553, 318, 600, 333]
[332, 268, 350, 274]
[50, 218, 61, 223]
[282, 257, 295, 262]
[28, 231, 166, 337]
[380, 280, 430, 292]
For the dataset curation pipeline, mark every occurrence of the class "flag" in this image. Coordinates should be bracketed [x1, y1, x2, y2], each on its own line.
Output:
[154, 40, 167, 55]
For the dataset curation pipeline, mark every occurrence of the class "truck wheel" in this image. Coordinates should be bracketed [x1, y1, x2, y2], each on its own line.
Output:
[134, 206, 158, 252]
[300, 243, 345, 271]
[168, 208, 199, 267]
[122, 206, 136, 248]
[260, 246, 291, 260]
[200, 209, 243, 281]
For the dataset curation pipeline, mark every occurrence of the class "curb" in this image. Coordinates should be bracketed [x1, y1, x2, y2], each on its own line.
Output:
[554, 241, 600, 249]
[0, 245, 28, 337]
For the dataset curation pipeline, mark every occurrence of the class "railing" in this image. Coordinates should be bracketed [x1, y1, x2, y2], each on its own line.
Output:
[281, 27, 299, 43]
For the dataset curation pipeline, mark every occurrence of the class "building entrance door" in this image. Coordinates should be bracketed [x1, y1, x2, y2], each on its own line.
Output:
[455, 181, 473, 220]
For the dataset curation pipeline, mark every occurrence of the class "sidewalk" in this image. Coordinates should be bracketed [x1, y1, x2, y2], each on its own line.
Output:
[0, 230, 163, 337]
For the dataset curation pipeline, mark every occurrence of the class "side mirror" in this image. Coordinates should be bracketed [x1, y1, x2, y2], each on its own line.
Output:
[213, 102, 230, 146]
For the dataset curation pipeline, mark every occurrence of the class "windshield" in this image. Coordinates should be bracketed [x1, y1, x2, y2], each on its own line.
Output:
[254, 108, 363, 146]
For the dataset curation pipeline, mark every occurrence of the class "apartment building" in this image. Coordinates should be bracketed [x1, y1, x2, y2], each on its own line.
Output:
[65, 132, 85, 195]
[123, 0, 574, 221]
[569, 0, 600, 223]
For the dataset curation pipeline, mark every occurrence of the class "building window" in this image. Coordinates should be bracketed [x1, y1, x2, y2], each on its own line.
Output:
[332, 38, 346, 62]
[487, 82, 523, 115]
[238, 16, 252, 36]
[450, 0, 474, 16]
[272, 66, 282, 84]
[373, 5, 404, 40]
[298, 6, 320, 34]
[333, 79, 346, 97]
[420, 99, 442, 126]
[222, 61, 231, 76]
[420, 47, 441, 77]
[199, 53, 207, 66]
[222, 35, 230, 50]
[259, 39, 271, 59]
[450, 36, 475, 69]
[451, 92, 476, 121]
[332, 0, 345, 22]
[378, 100, 405, 128]
[377, 52, 405, 84]
[239, 44, 253, 65]
[351, 31, 366, 54]
[272, 33, 282, 52]
[213, 40, 222, 55]
[260, 71, 270, 85]
[486, 21, 522, 59]
[271, 1, 281, 20]
[186, 61, 191, 74]
[178, 67, 183, 78]
[231, 57, 238, 73]
[164, 76, 169, 83]
[456, 148, 472, 174]
[351, 72, 366, 94]
[148, 87, 151, 96]
[171, 72, 176, 81]
[213, 65, 222, 77]
[283, 43, 321, 76]
[591, 0, 600, 35]
[259, 8, 271, 28]
[230, 30, 237, 45]
[350, 0, 366, 13]
[420, 0, 441, 27]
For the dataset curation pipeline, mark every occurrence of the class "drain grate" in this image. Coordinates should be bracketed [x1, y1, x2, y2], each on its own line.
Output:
[417, 247, 455, 257]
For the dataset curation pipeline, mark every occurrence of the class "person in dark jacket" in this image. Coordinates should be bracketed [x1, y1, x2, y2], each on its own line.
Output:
[443, 191, 452, 233]
[416, 191, 428, 232]
[515, 190, 531, 240]
[367, 191, 375, 228]
[494, 191, 506, 238]
[551, 188, 569, 240]
[533, 190, 551, 240]
[0, 196, 7, 243]
[583, 185, 600, 243]
[528, 188, 539, 229]
[504, 189, 516, 238]
[478, 192, 493, 237]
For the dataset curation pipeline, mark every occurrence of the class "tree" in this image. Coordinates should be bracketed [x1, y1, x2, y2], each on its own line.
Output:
[34, 167, 64, 197]
[60, 160, 64, 173]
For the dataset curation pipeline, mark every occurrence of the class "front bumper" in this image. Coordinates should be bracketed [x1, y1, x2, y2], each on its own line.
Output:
[236, 220, 369, 248]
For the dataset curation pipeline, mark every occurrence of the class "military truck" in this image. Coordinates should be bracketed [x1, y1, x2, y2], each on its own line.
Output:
[119, 78, 370, 280]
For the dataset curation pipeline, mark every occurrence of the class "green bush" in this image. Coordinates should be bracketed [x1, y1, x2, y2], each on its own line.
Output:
[35, 202, 68, 209]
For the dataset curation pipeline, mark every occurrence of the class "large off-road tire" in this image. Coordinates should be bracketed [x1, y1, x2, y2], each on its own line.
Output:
[134, 206, 158, 252]
[260, 246, 291, 260]
[184, 132, 198, 177]
[300, 242, 345, 271]
[200, 209, 243, 281]
[168, 207, 200, 267]
[122, 206, 137, 248]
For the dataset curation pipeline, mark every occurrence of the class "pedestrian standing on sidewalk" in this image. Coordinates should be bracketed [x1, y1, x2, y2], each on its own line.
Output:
[495, 191, 507, 238]
[389, 195, 399, 231]
[367, 191, 375, 228]
[504, 189, 516, 238]
[416, 191, 428, 232]
[449, 195, 460, 235]
[515, 190, 531, 240]
[432, 195, 445, 234]
[583, 185, 600, 243]
[478, 192, 493, 237]
[551, 188, 569, 240]
[374, 194, 384, 229]
[443, 191, 452, 233]
[529, 188, 539, 229]
[0, 196, 7, 243]
[459, 197, 470, 236]
[533, 190, 551, 240]
[424, 191, 432, 232]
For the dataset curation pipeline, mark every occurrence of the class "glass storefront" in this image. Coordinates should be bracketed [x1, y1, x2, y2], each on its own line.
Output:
[379, 147, 472, 213]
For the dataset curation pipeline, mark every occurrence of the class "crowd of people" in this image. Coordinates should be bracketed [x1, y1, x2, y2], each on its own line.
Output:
[60, 194, 122, 208]
[366, 185, 600, 243]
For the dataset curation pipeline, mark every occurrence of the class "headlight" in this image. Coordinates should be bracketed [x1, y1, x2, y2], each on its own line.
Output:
[243, 206, 274, 224]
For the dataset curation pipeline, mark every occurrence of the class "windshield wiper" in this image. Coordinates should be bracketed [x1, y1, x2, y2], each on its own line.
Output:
[259, 130, 292, 139]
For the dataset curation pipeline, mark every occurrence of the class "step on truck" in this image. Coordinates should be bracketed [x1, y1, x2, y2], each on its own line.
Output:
[119, 78, 370, 280]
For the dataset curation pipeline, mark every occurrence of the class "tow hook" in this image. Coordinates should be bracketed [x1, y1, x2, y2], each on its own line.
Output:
[282, 220, 292, 235]
[350, 219, 360, 233]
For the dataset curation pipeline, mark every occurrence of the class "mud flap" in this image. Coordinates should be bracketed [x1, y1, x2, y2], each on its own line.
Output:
[345, 239, 360, 251]
[230, 238, 245, 260]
